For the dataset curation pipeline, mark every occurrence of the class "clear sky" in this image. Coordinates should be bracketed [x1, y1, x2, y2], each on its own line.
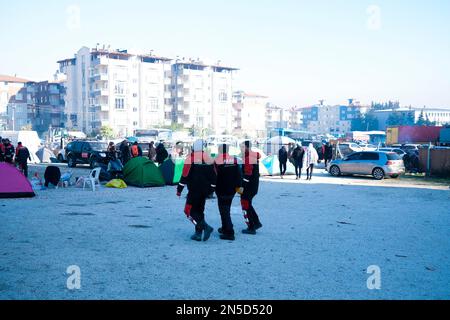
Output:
[1, 0, 449, 108]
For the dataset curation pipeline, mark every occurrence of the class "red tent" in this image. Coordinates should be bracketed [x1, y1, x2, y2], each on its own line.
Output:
[0, 163, 35, 198]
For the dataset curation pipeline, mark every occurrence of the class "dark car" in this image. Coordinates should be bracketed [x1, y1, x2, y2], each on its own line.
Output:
[65, 141, 110, 168]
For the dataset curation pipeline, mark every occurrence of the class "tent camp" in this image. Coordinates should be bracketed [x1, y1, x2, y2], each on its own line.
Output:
[36, 147, 55, 163]
[0, 163, 35, 198]
[159, 157, 185, 185]
[123, 157, 165, 187]
[0, 130, 41, 163]
[261, 155, 296, 176]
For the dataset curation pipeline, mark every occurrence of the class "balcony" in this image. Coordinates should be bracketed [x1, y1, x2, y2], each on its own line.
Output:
[91, 73, 109, 82]
[91, 88, 109, 96]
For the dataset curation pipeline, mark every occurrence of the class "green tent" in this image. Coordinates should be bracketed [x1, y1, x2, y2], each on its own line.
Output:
[159, 157, 185, 185]
[123, 157, 165, 187]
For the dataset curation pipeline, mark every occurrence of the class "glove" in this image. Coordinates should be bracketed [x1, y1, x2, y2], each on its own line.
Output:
[176, 191, 181, 197]
[235, 187, 244, 195]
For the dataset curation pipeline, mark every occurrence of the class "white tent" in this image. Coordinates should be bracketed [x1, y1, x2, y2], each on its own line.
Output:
[0, 130, 41, 163]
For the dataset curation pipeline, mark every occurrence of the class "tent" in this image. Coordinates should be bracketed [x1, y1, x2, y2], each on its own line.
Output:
[36, 147, 55, 163]
[261, 155, 296, 176]
[258, 158, 270, 176]
[0, 163, 35, 198]
[159, 157, 185, 185]
[123, 157, 165, 187]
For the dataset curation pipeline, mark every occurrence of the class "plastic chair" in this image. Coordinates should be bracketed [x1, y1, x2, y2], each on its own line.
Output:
[82, 167, 101, 191]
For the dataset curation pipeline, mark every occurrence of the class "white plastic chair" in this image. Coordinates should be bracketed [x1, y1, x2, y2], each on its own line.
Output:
[82, 167, 101, 191]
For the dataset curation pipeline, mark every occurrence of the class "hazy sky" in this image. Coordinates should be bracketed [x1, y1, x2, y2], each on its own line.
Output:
[1, 0, 449, 108]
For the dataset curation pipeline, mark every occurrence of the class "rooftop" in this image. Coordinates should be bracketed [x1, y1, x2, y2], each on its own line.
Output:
[0, 74, 30, 83]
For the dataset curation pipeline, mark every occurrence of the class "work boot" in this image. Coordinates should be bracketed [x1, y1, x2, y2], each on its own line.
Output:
[218, 227, 224, 234]
[220, 234, 235, 241]
[242, 228, 256, 235]
[254, 222, 263, 231]
[190, 231, 202, 242]
[203, 223, 214, 242]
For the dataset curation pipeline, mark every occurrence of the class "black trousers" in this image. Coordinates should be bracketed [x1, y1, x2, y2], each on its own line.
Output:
[217, 195, 235, 235]
[307, 164, 314, 179]
[241, 194, 261, 230]
[19, 162, 28, 177]
[294, 161, 302, 178]
[185, 193, 207, 233]
[279, 161, 287, 176]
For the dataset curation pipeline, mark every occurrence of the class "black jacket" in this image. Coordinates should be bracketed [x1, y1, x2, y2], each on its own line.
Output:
[214, 153, 242, 196]
[291, 146, 305, 166]
[177, 152, 217, 198]
[4, 144, 14, 160]
[156, 145, 169, 165]
[119, 143, 130, 161]
[16, 147, 31, 164]
[242, 150, 260, 197]
[278, 148, 288, 163]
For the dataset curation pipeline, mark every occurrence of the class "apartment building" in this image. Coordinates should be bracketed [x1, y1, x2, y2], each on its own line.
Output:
[58, 46, 172, 137]
[171, 60, 237, 135]
[232, 91, 268, 138]
[0, 75, 30, 130]
[301, 102, 368, 135]
[4, 81, 65, 134]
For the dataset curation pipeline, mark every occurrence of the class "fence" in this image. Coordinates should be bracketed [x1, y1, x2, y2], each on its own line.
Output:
[419, 148, 450, 177]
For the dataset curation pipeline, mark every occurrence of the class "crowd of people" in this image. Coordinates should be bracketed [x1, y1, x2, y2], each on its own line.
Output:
[0, 136, 32, 177]
[112, 140, 169, 167]
[277, 142, 333, 180]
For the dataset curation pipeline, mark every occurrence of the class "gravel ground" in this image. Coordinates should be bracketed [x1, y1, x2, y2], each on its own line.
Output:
[0, 164, 449, 299]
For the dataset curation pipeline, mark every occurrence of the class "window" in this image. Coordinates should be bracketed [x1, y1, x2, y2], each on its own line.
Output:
[115, 98, 125, 109]
[133, 93, 138, 98]
[114, 81, 125, 94]
[133, 121, 138, 126]
[346, 153, 362, 161]
[148, 98, 158, 111]
[133, 107, 138, 112]
[360, 153, 379, 161]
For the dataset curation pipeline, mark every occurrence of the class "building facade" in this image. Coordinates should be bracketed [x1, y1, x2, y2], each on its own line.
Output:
[301, 103, 369, 135]
[58, 46, 172, 137]
[373, 108, 450, 131]
[232, 91, 268, 138]
[5, 81, 65, 134]
[0, 75, 29, 130]
[171, 61, 237, 135]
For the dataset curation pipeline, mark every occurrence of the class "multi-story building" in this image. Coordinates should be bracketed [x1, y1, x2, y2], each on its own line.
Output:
[232, 91, 268, 138]
[0, 75, 29, 130]
[5, 81, 65, 134]
[171, 60, 237, 135]
[301, 101, 369, 135]
[373, 107, 450, 130]
[58, 46, 172, 137]
[265, 104, 303, 132]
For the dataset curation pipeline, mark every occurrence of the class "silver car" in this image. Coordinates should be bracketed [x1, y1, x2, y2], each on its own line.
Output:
[327, 151, 405, 180]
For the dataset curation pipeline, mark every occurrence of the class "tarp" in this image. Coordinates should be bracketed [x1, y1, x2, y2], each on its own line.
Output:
[36, 147, 54, 163]
[123, 157, 165, 187]
[261, 155, 296, 176]
[0, 163, 35, 198]
[105, 179, 127, 189]
[159, 157, 185, 185]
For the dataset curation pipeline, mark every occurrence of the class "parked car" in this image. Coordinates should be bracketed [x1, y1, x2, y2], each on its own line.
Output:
[327, 151, 405, 180]
[359, 143, 378, 151]
[378, 147, 407, 158]
[65, 141, 110, 168]
[337, 142, 363, 157]
[57, 148, 67, 162]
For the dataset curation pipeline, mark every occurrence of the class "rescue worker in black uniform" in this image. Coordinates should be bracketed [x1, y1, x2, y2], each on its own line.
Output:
[240, 140, 263, 235]
[177, 140, 217, 242]
[214, 143, 242, 241]
[15, 142, 31, 177]
[3, 139, 15, 164]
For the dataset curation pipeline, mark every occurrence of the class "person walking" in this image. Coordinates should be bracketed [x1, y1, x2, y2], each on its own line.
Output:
[148, 141, 157, 161]
[15, 142, 31, 177]
[291, 144, 305, 180]
[303, 143, 319, 180]
[240, 140, 262, 235]
[177, 139, 217, 242]
[155, 142, 169, 165]
[214, 143, 242, 241]
[324, 142, 333, 169]
[119, 140, 131, 165]
[3, 139, 15, 164]
[278, 146, 288, 179]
